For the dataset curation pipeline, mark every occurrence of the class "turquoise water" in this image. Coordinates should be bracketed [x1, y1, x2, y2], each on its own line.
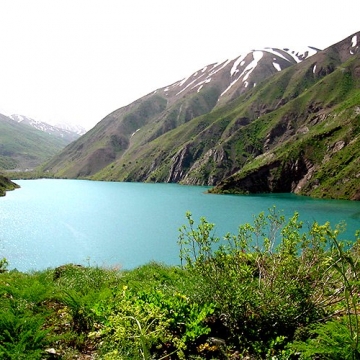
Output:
[1, 179, 360, 272]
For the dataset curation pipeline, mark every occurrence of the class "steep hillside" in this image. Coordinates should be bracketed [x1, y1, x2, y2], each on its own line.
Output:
[0, 113, 69, 170]
[42, 46, 317, 178]
[43, 32, 360, 200]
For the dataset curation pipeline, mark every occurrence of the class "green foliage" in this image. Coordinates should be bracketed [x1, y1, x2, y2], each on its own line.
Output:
[0, 157, 18, 170]
[0, 257, 8, 272]
[291, 317, 360, 359]
[290, 228, 360, 359]
[0, 271, 56, 359]
[178, 208, 360, 357]
[96, 284, 215, 359]
[0, 310, 51, 360]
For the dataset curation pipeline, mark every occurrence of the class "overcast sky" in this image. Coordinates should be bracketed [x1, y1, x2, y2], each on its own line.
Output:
[0, 0, 359, 130]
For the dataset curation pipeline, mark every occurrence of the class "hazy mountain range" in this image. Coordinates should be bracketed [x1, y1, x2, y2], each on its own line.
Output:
[1, 31, 359, 200]
[10, 114, 86, 141]
[0, 113, 84, 171]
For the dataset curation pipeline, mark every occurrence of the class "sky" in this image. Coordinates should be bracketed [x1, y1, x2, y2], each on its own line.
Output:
[0, 1, 359, 130]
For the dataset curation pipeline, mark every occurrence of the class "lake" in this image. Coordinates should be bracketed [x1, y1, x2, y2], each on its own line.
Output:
[1, 179, 360, 272]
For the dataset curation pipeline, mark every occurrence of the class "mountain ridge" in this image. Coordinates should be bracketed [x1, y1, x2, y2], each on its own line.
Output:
[42, 45, 319, 177]
[42, 31, 360, 200]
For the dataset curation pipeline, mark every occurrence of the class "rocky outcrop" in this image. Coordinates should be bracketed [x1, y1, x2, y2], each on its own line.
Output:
[167, 144, 194, 183]
[214, 156, 315, 195]
[286, 158, 316, 193]
[0, 175, 19, 196]
[182, 147, 230, 185]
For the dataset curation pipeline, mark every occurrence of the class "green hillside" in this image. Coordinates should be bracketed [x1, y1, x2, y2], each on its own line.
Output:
[0, 114, 68, 171]
[94, 36, 360, 199]
[210, 55, 360, 200]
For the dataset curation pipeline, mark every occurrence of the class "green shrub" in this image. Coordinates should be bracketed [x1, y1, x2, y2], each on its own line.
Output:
[0, 271, 56, 359]
[95, 285, 215, 359]
[290, 316, 360, 359]
[0, 310, 50, 360]
[0, 258, 8, 273]
[178, 208, 360, 357]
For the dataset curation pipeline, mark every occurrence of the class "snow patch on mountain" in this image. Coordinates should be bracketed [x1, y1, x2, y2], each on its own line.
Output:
[160, 44, 320, 104]
[242, 51, 263, 82]
[273, 62, 281, 71]
[208, 59, 231, 76]
[54, 122, 86, 136]
[230, 55, 244, 76]
[176, 74, 207, 96]
[264, 48, 289, 61]
[263, 46, 318, 63]
[351, 35, 357, 47]
[220, 51, 263, 97]
[192, 77, 211, 92]
[220, 72, 243, 97]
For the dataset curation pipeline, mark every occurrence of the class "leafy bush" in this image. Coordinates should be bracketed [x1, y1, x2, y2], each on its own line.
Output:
[291, 316, 360, 359]
[95, 285, 215, 359]
[178, 208, 360, 357]
[0, 271, 56, 359]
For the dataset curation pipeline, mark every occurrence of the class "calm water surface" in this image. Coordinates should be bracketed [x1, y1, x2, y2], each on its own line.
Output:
[1, 179, 360, 272]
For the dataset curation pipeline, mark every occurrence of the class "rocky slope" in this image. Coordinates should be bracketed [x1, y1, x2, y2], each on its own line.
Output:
[43, 32, 360, 200]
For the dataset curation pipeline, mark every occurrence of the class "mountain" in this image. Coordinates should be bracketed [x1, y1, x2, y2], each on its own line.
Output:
[42, 46, 318, 176]
[53, 122, 87, 136]
[42, 32, 360, 200]
[0, 113, 70, 170]
[10, 114, 84, 142]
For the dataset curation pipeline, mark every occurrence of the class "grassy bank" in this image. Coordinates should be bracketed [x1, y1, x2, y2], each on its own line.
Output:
[1, 209, 360, 359]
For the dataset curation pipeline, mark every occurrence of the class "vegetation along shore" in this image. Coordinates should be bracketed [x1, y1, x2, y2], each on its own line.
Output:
[1, 209, 360, 359]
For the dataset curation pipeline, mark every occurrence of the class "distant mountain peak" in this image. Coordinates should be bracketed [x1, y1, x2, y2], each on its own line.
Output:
[9, 114, 84, 142]
[53, 121, 87, 136]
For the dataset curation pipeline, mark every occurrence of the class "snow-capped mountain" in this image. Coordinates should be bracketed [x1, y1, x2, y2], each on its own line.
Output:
[43, 41, 322, 180]
[9, 114, 85, 142]
[53, 122, 87, 136]
[157, 46, 320, 107]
